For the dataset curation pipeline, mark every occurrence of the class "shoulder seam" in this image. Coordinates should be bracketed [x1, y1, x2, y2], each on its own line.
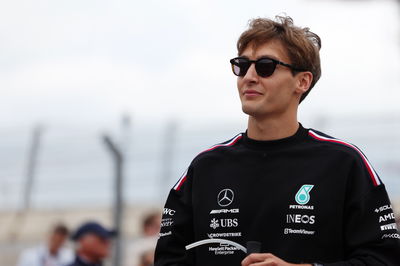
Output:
[173, 168, 188, 191]
[198, 133, 243, 155]
[173, 133, 242, 191]
[308, 129, 382, 187]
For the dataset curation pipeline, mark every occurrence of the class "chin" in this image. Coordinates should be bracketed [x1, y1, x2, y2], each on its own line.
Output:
[242, 103, 279, 119]
[241, 104, 261, 117]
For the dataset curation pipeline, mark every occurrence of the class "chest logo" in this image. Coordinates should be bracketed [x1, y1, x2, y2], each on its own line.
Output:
[295, 184, 314, 205]
[217, 189, 234, 207]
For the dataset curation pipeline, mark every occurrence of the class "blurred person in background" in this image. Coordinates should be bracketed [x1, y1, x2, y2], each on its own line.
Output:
[124, 211, 161, 266]
[138, 249, 154, 266]
[154, 15, 400, 266]
[67, 221, 115, 266]
[142, 212, 162, 237]
[17, 223, 73, 266]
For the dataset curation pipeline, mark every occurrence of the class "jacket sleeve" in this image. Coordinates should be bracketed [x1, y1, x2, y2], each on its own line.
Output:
[154, 166, 195, 266]
[321, 155, 400, 266]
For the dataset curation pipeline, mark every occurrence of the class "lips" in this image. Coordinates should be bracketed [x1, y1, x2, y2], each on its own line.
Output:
[243, 89, 263, 96]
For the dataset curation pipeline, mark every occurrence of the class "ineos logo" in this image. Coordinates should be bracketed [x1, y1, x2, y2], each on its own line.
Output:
[217, 189, 234, 207]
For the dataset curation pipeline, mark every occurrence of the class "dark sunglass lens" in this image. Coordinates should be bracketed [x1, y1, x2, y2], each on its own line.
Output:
[231, 58, 250, 76]
[232, 64, 241, 76]
[256, 58, 276, 77]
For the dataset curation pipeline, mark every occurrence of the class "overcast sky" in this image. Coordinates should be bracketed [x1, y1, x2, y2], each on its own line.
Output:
[0, 0, 399, 127]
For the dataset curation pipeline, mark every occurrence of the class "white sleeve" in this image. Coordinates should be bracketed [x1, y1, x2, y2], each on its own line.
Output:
[16, 249, 39, 266]
[59, 247, 74, 265]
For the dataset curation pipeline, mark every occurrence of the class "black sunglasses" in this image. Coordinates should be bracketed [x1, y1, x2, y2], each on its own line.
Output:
[230, 57, 306, 78]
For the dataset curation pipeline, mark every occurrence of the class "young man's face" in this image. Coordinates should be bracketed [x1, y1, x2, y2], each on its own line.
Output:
[48, 232, 68, 254]
[237, 39, 304, 119]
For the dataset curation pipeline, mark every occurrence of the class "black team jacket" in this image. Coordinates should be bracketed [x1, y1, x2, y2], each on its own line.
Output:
[155, 124, 400, 266]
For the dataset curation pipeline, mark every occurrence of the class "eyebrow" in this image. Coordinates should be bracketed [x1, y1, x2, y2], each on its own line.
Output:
[239, 54, 281, 61]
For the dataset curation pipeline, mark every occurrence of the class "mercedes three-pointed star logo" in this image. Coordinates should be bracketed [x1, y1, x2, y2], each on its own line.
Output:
[217, 188, 234, 207]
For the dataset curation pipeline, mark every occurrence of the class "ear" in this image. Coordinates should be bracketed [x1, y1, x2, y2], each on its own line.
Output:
[295, 71, 313, 95]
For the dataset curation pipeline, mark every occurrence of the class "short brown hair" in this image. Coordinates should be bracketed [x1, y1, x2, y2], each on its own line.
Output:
[237, 16, 321, 103]
[52, 223, 69, 235]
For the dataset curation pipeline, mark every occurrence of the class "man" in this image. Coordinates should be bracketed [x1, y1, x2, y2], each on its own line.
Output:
[17, 223, 73, 266]
[67, 221, 115, 266]
[124, 212, 161, 266]
[154, 16, 400, 265]
[138, 249, 155, 266]
[142, 212, 162, 237]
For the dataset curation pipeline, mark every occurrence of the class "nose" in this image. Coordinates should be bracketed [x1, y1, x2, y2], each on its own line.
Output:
[241, 63, 258, 84]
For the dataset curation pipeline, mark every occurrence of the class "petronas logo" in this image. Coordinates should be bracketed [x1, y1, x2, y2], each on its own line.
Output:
[295, 185, 314, 205]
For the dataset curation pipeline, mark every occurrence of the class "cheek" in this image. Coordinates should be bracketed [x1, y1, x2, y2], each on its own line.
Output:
[260, 78, 292, 98]
[237, 79, 246, 100]
[258, 79, 276, 96]
[101, 243, 111, 255]
[54, 238, 64, 247]
[237, 77, 244, 90]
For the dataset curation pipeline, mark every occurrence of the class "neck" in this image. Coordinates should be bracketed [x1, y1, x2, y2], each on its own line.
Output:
[247, 110, 299, 141]
[49, 247, 58, 256]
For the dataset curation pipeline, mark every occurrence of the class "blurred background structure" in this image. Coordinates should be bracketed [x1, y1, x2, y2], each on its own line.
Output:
[0, 0, 400, 265]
